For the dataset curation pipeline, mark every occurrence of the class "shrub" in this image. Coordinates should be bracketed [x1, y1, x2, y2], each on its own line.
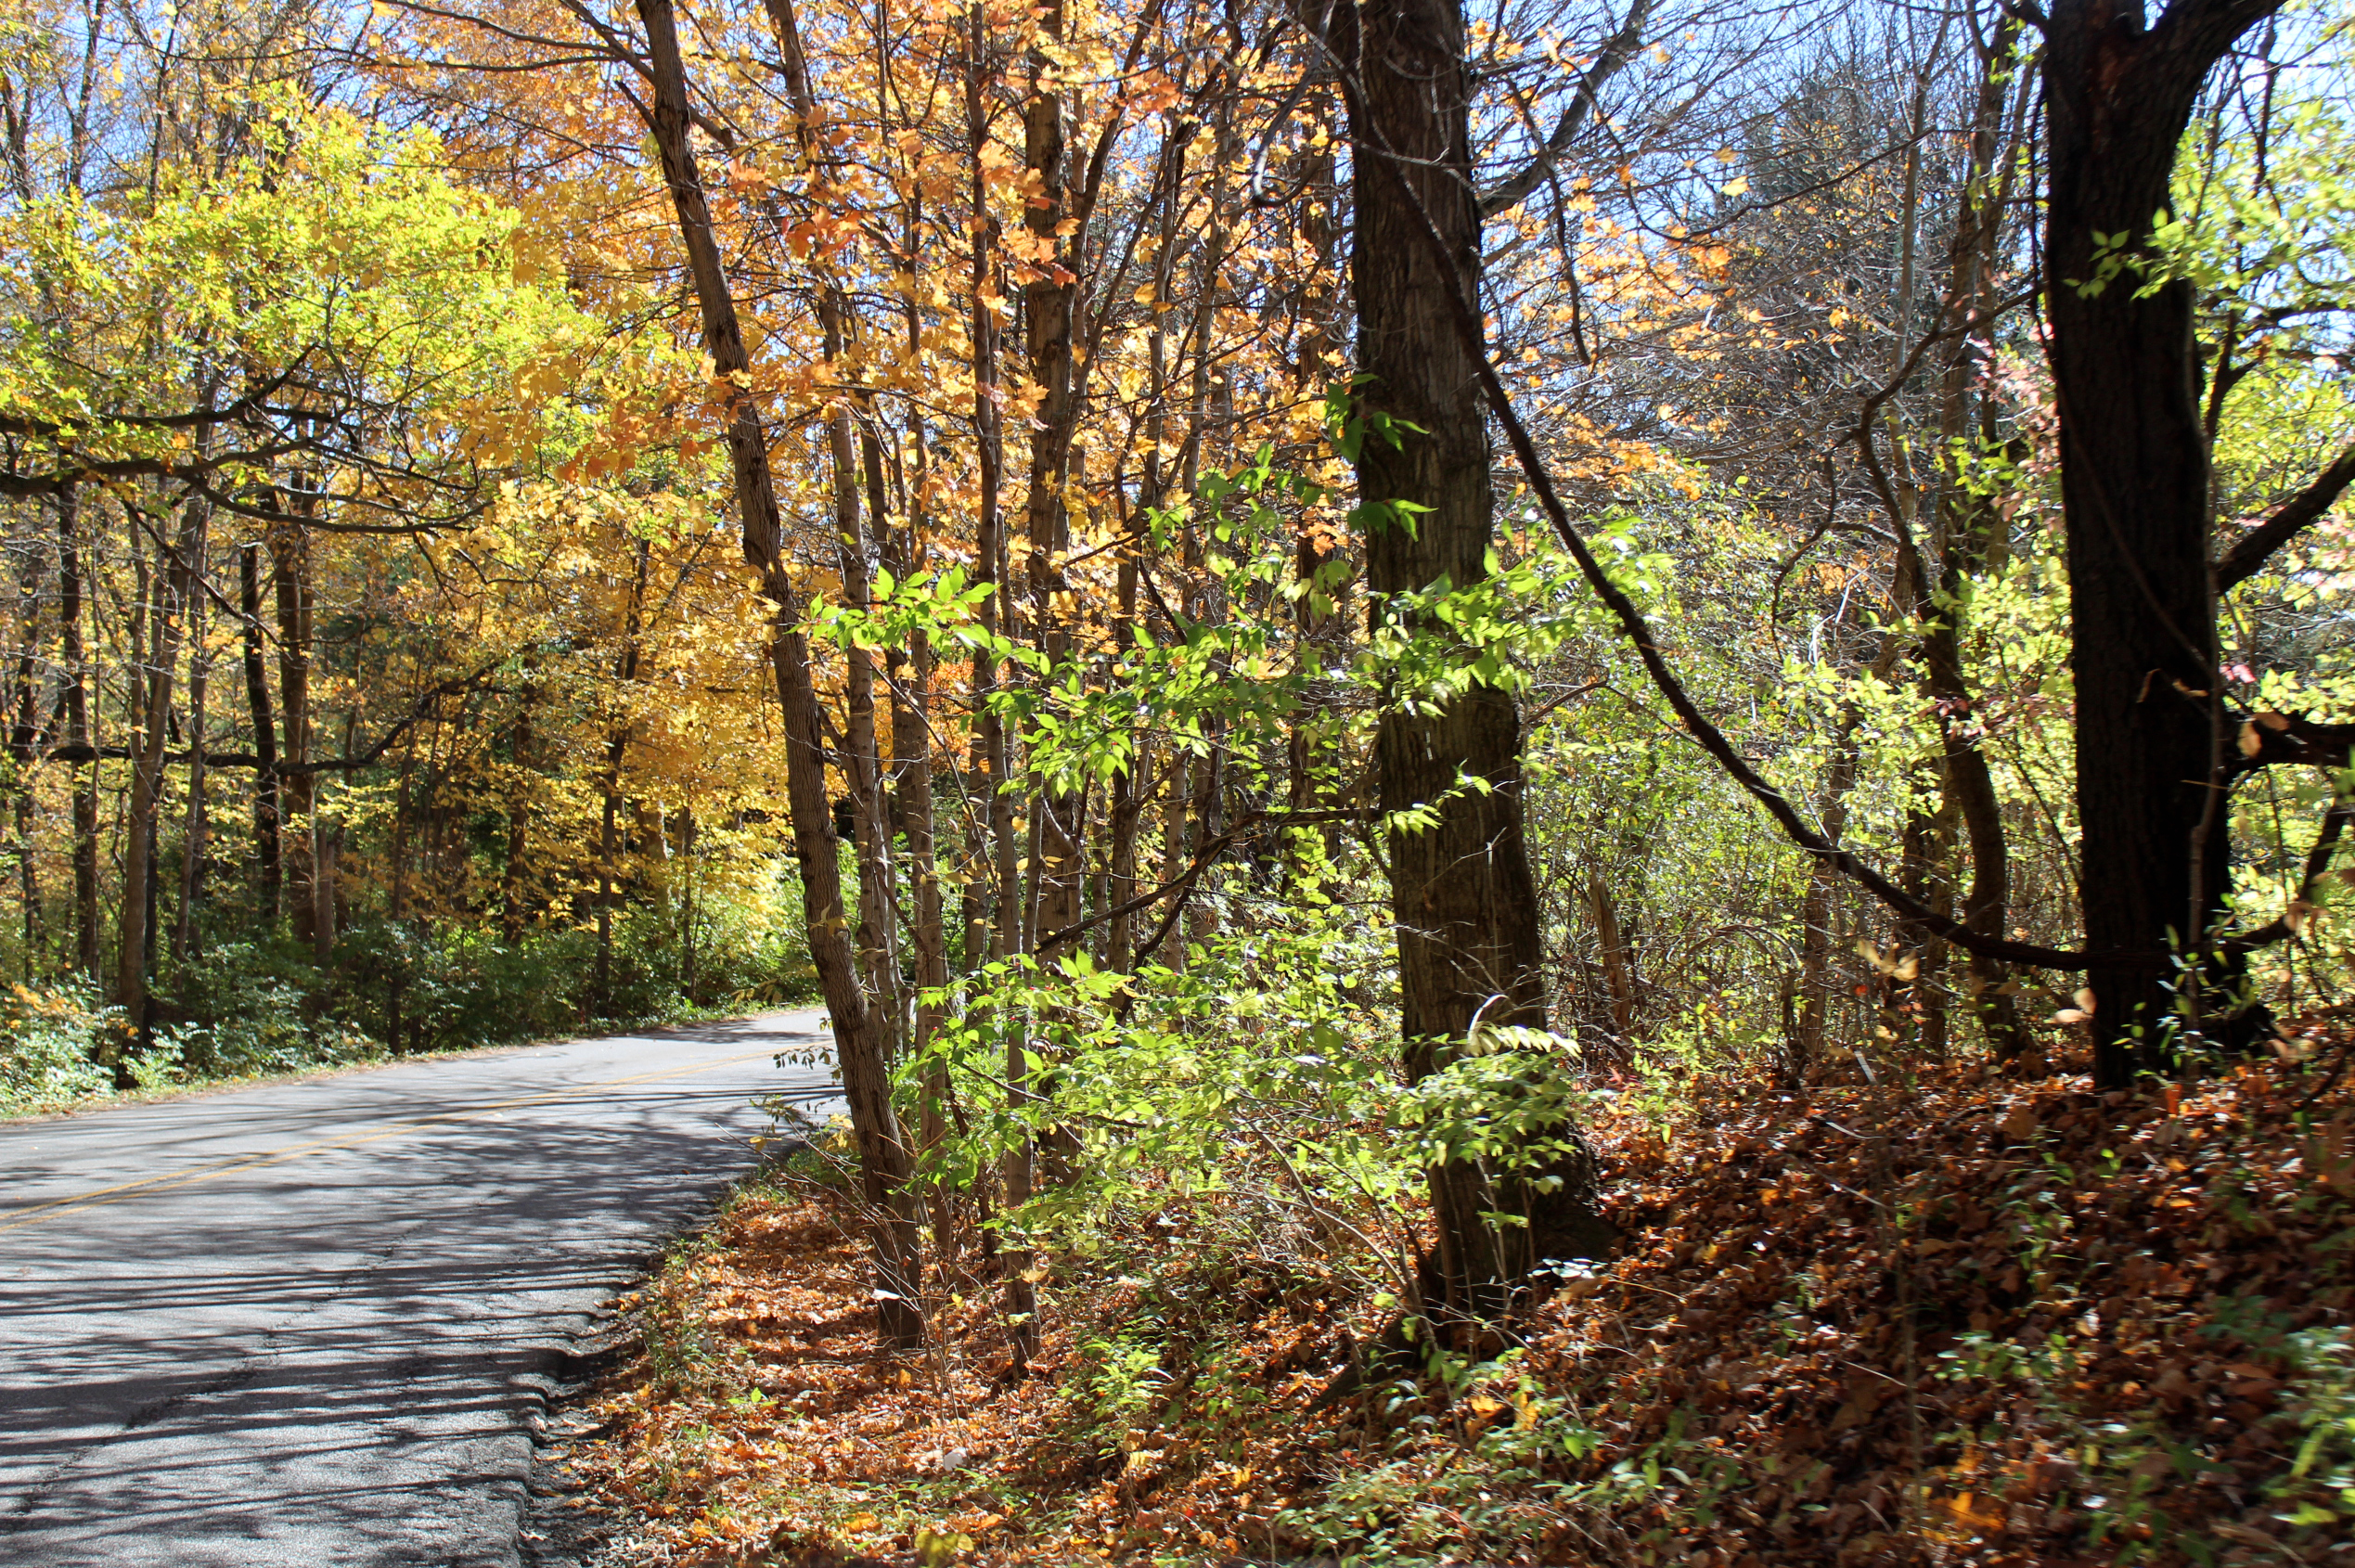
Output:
[0, 983, 115, 1113]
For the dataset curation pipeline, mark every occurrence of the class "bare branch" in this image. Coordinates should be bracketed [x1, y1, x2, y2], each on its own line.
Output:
[2214, 443, 2355, 591]
[1478, 0, 1654, 219]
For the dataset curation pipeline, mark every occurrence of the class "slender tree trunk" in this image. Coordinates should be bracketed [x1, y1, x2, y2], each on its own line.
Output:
[119, 489, 199, 1022]
[1897, 800, 1954, 1056]
[957, 0, 1035, 1365]
[597, 540, 650, 1011]
[173, 422, 214, 967]
[878, 410, 956, 1255]
[1100, 738, 1145, 973]
[1169, 94, 1237, 968]
[58, 491, 97, 985]
[679, 808, 700, 1002]
[1345, 0, 1612, 1326]
[636, 0, 921, 1348]
[503, 686, 534, 943]
[760, 0, 907, 1060]
[9, 532, 46, 977]
[270, 517, 315, 949]
[889, 224, 949, 1095]
[833, 418, 903, 1051]
[313, 726, 342, 964]
[1588, 871, 1637, 1050]
[387, 737, 416, 1053]
[238, 544, 280, 922]
[1158, 752, 1190, 973]
[175, 608, 209, 967]
[1106, 125, 1192, 977]
[1182, 710, 1224, 955]
[1915, 15, 2031, 1060]
[1023, 0, 1083, 958]
[119, 549, 157, 1016]
[962, 8, 1020, 961]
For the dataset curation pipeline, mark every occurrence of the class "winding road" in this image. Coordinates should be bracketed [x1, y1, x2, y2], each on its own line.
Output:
[0, 1010, 840, 1567]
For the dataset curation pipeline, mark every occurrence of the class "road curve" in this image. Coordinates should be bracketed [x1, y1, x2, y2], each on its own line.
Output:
[0, 1010, 842, 1567]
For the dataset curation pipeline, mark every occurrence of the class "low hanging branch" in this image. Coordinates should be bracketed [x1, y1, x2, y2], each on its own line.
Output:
[1337, 81, 2094, 972]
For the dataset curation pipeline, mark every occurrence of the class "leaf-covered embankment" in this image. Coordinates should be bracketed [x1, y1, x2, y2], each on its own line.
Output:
[549, 1046, 2355, 1566]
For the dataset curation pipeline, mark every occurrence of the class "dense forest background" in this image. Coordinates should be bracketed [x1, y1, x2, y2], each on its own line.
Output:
[7, 0, 2346, 1109]
[6, 0, 2355, 1558]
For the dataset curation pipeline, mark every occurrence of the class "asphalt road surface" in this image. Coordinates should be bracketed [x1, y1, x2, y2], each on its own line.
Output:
[0, 1010, 843, 1567]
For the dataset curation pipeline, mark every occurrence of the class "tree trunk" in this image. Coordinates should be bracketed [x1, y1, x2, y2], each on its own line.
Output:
[119, 491, 199, 1022]
[238, 544, 281, 923]
[270, 518, 315, 949]
[1895, 800, 1954, 1057]
[1022, 0, 1083, 959]
[1158, 752, 1190, 974]
[2042, 0, 2278, 1084]
[958, 0, 1036, 1364]
[503, 687, 533, 944]
[175, 608, 209, 967]
[387, 738, 416, 1053]
[832, 416, 903, 1051]
[1105, 124, 1194, 977]
[597, 539, 650, 1012]
[1345, 0, 1613, 1328]
[878, 407, 956, 1257]
[635, 0, 922, 1349]
[1587, 871, 1636, 1054]
[58, 491, 97, 985]
[119, 549, 159, 1018]
[1921, 13, 2030, 1060]
[9, 531, 46, 976]
[174, 431, 214, 967]
[679, 808, 700, 1002]
[761, 0, 907, 1060]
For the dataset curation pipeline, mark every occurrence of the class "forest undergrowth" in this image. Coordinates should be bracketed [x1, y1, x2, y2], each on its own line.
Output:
[0, 882, 818, 1117]
[552, 1039, 2355, 1568]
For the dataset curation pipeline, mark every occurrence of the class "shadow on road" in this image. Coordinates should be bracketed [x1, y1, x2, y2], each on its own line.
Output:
[0, 1016, 835, 1567]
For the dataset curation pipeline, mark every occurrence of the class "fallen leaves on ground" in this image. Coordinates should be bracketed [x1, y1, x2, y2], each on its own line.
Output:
[552, 1045, 2355, 1567]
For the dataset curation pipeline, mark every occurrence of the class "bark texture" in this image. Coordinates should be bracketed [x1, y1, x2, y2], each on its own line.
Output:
[2040, 0, 2279, 1082]
[238, 544, 281, 919]
[1346, 0, 1613, 1326]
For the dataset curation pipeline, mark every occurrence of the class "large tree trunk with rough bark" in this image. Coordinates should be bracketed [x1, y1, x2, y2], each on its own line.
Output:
[2041, 0, 2278, 1085]
[1345, 0, 1613, 1330]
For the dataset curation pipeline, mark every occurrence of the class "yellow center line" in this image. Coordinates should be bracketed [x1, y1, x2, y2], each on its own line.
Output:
[1, 1046, 808, 1236]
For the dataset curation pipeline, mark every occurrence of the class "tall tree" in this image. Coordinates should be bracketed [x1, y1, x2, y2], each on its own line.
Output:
[630, 0, 924, 1349]
[1341, 0, 1613, 1327]
[2040, 0, 2280, 1081]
